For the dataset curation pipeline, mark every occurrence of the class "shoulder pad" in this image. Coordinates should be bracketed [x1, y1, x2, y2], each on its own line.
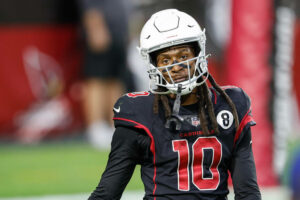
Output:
[223, 86, 252, 117]
[112, 91, 154, 128]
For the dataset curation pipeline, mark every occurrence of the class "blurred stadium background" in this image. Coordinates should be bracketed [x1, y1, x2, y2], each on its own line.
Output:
[0, 0, 299, 199]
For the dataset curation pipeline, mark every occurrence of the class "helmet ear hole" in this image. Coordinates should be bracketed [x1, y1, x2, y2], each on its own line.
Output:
[150, 51, 159, 65]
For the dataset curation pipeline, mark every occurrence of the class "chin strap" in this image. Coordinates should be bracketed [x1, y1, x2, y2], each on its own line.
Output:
[165, 84, 184, 130]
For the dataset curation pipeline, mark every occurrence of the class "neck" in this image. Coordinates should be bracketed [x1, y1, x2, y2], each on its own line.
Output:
[169, 87, 198, 106]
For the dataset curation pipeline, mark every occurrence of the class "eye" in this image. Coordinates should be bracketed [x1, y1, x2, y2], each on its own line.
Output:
[162, 59, 170, 65]
[180, 55, 188, 60]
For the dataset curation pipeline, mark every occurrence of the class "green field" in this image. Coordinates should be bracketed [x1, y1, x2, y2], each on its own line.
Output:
[0, 139, 298, 199]
[0, 141, 143, 197]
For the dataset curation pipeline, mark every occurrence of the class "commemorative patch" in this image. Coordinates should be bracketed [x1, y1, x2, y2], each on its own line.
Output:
[216, 110, 234, 129]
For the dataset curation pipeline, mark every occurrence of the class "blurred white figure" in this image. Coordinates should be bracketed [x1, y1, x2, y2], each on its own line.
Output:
[15, 96, 72, 144]
[15, 46, 71, 144]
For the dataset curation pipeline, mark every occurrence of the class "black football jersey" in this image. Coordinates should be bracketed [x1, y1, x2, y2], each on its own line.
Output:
[113, 87, 255, 200]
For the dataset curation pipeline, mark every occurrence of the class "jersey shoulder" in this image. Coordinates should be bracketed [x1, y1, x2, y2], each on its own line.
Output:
[219, 86, 252, 121]
[113, 91, 154, 127]
[220, 86, 256, 146]
[223, 86, 251, 109]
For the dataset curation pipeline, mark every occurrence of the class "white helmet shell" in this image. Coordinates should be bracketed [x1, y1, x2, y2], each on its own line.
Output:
[138, 9, 208, 95]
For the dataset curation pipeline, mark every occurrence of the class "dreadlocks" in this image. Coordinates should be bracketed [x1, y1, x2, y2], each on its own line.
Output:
[153, 74, 239, 135]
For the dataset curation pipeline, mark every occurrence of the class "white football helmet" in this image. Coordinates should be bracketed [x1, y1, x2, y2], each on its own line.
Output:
[138, 9, 209, 95]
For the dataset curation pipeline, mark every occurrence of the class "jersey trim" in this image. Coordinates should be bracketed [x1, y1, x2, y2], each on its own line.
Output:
[210, 88, 217, 104]
[233, 108, 254, 146]
[221, 85, 238, 89]
[113, 117, 157, 199]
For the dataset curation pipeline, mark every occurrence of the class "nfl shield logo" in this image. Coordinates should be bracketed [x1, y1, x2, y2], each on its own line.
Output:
[191, 116, 200, 127]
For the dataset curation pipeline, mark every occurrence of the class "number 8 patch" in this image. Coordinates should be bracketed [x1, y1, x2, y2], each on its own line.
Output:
[216, 110, 234, 129]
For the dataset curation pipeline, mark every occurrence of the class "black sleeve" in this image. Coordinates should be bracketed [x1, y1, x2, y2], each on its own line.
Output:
[230, 127, 261, 200]
[88, 126, 150, 200]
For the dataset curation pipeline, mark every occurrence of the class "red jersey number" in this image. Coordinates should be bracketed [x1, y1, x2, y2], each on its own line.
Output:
[127, 91, 150, 98]
[172, 137, 222, 191]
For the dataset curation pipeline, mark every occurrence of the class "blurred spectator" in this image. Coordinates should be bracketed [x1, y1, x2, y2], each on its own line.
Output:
[78, 0, 132, 150]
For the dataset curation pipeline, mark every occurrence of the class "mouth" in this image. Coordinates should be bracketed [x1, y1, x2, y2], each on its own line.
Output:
[173, 77, 187, 83]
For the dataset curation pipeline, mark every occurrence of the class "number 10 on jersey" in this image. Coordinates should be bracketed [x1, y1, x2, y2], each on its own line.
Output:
[172, 137, 222, 191]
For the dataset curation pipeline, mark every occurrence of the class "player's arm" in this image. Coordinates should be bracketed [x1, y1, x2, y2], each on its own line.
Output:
[230, 126, 261, 200]
[88, 126, 149, 200]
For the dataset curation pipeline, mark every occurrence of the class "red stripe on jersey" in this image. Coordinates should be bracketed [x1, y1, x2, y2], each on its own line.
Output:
[210, 88, 217, 104]
[113, 117, 157, 199]
[221, 85, 238, 89]
[233, 108, 254, 146]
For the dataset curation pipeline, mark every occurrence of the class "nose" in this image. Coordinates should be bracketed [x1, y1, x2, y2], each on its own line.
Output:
[170, 60, 184, 73]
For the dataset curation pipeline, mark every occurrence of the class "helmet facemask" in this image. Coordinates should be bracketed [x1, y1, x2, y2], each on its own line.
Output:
[147, 41, 209, 95]
[138, 9, 209, 95]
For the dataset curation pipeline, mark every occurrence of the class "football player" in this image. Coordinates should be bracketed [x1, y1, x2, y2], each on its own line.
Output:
[89, 9, 261, 200]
